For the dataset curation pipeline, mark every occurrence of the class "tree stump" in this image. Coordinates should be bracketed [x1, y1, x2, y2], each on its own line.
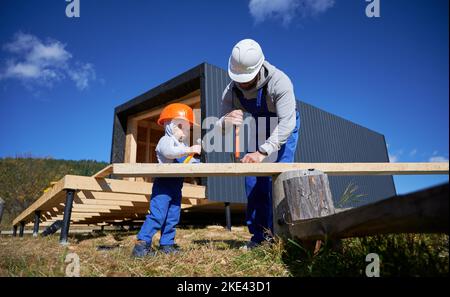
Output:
[272, 169, 335, 254]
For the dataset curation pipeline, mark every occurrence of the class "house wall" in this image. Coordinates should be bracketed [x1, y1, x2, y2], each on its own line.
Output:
[296, 101, 396, 207]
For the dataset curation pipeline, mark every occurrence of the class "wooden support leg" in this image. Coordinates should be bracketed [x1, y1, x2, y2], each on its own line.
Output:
[60, 189, 75, 245]
[33, 210, 41, 237]
[13, 225, 17, 237]
[19, 221, 25, 237]
[224, 202, 231, 231]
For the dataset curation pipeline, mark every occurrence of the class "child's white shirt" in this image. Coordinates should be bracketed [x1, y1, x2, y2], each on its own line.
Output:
[155, 135, 188, 164]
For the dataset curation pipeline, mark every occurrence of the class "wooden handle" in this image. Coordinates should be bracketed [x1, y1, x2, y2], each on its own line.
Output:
[235, 126, 240, 159]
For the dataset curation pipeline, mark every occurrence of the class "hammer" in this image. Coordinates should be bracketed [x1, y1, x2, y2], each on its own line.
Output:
[224, 110, 242, 163]
[234, 126, 240, 162]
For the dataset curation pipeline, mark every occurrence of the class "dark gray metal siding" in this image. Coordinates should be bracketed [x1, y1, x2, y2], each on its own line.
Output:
[296, 101, 396, 207]
[110, 113, 125, 163]
[202, 63, 247, 203]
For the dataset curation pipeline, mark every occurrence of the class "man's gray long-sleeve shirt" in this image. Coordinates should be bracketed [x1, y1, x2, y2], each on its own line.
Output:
[216, 60, 297, 156]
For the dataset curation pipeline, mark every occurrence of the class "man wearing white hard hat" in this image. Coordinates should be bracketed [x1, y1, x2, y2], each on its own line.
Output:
[217, 39, 300, 249]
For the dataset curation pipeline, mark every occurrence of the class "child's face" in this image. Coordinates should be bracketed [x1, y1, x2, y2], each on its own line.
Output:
[171, 119, 191, 142]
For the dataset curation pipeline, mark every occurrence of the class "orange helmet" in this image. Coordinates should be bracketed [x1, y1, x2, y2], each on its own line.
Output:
[157, 103, 198, 126]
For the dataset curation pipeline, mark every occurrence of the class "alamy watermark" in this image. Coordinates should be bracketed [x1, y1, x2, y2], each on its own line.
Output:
[365, 253, 380, 277]
[366, 0, 381, 18]
[175, 110, 283, 161]
[66, 0, 80, 18]
[65, 252, 80, 277]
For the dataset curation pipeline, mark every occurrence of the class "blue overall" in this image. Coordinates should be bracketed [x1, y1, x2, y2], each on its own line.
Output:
[234, 86, 300, 244]
[137, 156, 189, 246]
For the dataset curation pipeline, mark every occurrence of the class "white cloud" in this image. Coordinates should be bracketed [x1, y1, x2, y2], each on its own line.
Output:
[429, 156, 449, 163]
[67, 63, 96, 90]
[389, 154, 399, 163]
[248, 0, 335, 26]
[0, 32, 95, 90]
[409, 149, 418, 157]
[4, 62, 41, 79]
[388, 148, 404, 163]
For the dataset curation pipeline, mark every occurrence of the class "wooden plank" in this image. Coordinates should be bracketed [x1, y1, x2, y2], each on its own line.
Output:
[51, 213, 102, 219]
[77, 191, 149, 203]
[124, 118, 138, 164]
[72, 208, 114, 213]
[14, 162, 445, 227]
[72, 204, 123, 211]
[12, 177, 67, 226]
[287, 183, 449, 241]
[76, 198, 145, 207]
[92, 165, 113, 178]
[145, 125, 151, 163]
[63, 175, 151, 194]
[112, 162, 449, 178]
[64, 175, 206, 198]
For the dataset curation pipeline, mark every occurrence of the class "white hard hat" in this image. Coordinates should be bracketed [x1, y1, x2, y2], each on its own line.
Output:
[228, 39, 265, 83]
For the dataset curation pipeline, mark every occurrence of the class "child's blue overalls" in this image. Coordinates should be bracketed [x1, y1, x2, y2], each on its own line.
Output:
[137, 156, 189, 246]
[234, 86, 300, 244]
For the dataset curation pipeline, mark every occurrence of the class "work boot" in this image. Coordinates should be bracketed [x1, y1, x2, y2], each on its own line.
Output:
[131, 240, 156, 258]
[239, 241, 260, 251]
[240, 236, 275, 251]
[159, 244, 181, 255]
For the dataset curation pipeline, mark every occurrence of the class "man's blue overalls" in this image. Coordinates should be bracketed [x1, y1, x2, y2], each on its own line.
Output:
[234, 85, 300, 244]
[137, 156, 191, 247]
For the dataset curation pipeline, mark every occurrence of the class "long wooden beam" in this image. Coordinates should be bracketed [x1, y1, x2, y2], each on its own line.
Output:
[112, 162, 449, 178]
[64, 175, 205, 198]
[12, 162, 447, 227]
[92, 165, 113, 178]
[287, 183, 449, 241]
[12, 179, 66, 226]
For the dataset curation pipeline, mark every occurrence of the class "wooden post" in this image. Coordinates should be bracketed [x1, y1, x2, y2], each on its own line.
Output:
[224, 202, 231, 231]
[124, 118, 138, 182]
[272, 169, 335, 240]
[60, 189, 75, 245]
[33, 210, 41, 237]
[19, 221, 25, 237]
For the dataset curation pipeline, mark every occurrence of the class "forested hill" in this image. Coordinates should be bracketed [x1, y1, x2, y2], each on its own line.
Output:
[0, 157, 108, 227]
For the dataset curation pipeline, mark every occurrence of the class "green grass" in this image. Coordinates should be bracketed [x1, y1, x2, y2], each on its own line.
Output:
[0, 226, 448, 277]
[283, 234, 449, 276]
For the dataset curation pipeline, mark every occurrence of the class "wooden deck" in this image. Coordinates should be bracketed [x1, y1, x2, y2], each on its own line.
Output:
[9, 162, 449, 243]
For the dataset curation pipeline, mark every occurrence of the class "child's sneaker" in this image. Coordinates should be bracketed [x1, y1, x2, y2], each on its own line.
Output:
[159, 244, 181, 255]
[132, 240, 156, 258]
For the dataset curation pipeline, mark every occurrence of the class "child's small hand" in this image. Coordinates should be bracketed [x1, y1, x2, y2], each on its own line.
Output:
[188, 144, 202, 155]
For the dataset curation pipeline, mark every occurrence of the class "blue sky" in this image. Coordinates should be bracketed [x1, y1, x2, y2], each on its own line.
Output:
[0, 0, 448, 194]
